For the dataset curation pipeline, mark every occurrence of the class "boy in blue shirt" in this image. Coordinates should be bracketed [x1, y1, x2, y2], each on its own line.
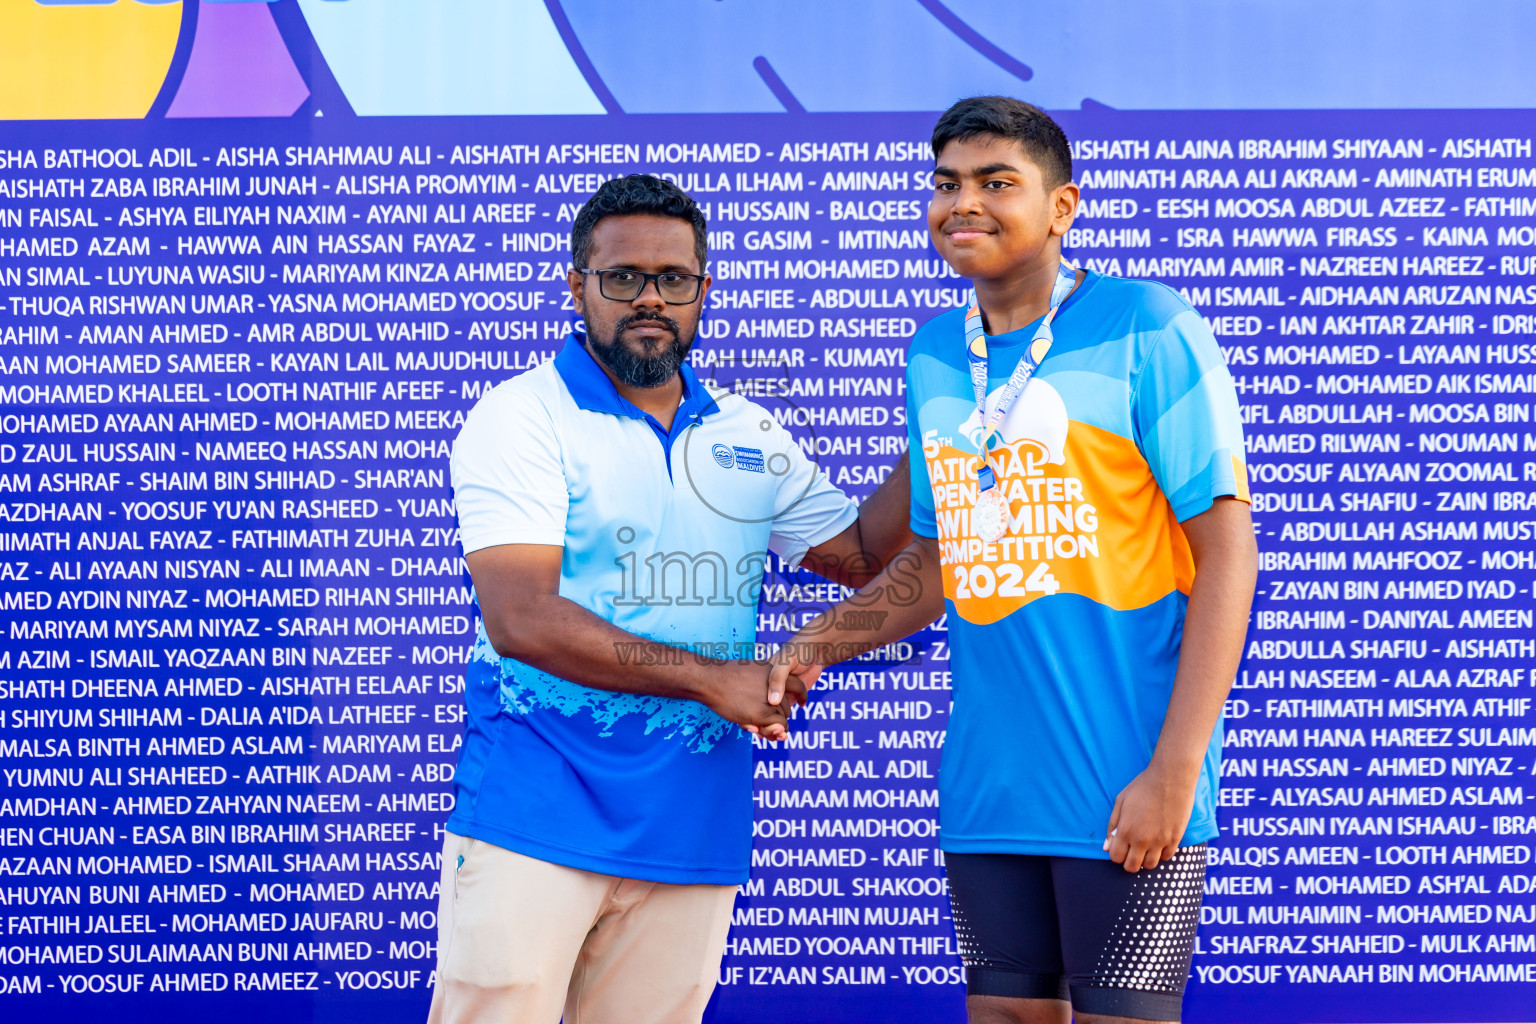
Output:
[770, 98, 1258, 1024]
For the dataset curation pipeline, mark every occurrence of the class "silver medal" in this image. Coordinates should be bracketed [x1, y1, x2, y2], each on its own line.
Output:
[973, 488, 1005, 543]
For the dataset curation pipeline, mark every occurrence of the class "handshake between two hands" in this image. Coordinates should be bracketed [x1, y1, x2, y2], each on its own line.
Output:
[704, 642, 824, 745]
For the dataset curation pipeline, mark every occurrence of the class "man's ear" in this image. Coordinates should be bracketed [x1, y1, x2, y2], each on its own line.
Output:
[566, 267, 586, 317]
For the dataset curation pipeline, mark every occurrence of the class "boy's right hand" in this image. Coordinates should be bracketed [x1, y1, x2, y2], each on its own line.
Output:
[767, 641, 825, 711]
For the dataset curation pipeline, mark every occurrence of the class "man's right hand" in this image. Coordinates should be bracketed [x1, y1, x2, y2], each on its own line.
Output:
[702, 660, 805, 741]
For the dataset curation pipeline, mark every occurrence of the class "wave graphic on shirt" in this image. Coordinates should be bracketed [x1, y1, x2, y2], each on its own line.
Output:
[958, 377, 1069, 465]
[472, 628, 734, 753]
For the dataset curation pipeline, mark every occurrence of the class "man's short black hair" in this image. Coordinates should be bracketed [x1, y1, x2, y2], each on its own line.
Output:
[931, 96, 1072, 188]
[571, 174, 708, 271]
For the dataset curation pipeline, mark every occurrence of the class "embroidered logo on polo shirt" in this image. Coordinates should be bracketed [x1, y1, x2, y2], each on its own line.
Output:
[731, 447, 765, 473]
[711, 443, 734, 468]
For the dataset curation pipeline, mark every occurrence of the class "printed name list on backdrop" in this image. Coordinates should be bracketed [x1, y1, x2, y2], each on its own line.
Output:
[1, 110, 1535, 1024]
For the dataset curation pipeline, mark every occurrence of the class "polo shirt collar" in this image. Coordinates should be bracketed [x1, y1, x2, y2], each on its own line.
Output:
[554, 332, 719, 427]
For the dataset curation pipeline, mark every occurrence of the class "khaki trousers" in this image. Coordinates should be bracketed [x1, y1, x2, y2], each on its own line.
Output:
[426, 832, 737, 1024]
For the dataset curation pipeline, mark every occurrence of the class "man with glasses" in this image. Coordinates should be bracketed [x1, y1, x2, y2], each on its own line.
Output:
[428, 174, 913, 1024]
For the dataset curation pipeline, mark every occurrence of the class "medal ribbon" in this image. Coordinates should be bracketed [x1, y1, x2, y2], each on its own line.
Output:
[965, 259, 1078, 493]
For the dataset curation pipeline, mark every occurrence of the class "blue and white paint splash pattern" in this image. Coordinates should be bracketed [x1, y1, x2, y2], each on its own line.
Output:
[470, 625, 735, 753]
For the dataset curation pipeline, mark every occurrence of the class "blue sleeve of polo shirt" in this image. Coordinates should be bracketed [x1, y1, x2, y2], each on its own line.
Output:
[1131, 307, 1251, 522]
[766, 423, 858, 569]
[450, 382, 568, 553]
[907, 365, 938, 539]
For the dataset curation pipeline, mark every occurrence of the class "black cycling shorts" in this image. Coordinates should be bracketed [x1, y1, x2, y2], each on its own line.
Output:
[946, 844, 1208, 1021]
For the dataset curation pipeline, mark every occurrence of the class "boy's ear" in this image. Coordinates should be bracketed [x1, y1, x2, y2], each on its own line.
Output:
[1050, 182, 1080, 236]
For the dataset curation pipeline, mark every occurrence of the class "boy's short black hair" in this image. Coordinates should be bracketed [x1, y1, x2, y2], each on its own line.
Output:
[571, 174, 708, 271]
[931, 96, 1072, 188]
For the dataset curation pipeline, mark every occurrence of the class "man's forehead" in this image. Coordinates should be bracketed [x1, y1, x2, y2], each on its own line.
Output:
[588, 214, 699, 268]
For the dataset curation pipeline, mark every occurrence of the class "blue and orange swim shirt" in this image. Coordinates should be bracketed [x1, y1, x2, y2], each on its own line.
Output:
[907, 271, 1250, 858]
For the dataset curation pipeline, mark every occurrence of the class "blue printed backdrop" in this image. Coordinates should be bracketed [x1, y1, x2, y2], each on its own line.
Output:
[1, 4, 1535, 1024]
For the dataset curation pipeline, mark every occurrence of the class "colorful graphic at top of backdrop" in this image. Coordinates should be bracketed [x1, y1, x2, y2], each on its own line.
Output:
[0, 0, 180, 119]
[5, 0, 1536, 119]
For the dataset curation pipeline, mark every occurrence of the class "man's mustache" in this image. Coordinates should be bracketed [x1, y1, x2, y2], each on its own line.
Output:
[616, 311, 681, 340]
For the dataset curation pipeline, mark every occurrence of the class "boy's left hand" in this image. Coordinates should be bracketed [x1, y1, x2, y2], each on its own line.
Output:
[1103, 761, 1198, 873]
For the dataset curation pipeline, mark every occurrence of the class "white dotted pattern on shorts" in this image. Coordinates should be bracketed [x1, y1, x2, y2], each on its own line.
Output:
[1091, 844, 1207, 994]
[951, 891, 982, 964]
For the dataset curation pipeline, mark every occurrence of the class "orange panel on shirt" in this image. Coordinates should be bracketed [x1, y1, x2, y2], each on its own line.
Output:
[926, 420, 1193, 625]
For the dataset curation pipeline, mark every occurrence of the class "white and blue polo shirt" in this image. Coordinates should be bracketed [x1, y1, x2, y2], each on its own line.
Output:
[446, 334, 857, 884]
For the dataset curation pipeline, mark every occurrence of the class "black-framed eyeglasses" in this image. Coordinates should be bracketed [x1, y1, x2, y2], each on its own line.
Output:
[579, 268, 705, 304]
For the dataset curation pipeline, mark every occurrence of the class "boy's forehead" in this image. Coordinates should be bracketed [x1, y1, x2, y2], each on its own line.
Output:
[934, 135, 1038, 174]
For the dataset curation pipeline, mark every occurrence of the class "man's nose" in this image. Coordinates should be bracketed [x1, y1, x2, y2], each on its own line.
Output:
[632, 278, 666, 310]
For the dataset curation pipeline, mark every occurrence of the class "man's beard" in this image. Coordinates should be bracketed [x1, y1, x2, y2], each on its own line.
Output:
[587, 311, 692, 388]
